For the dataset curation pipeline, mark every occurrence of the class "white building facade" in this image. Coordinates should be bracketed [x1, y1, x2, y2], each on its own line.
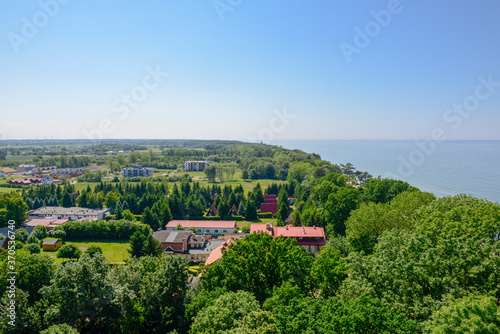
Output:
[121, 165, 154, 177]
[184, 161, 209, 171]
[27, 206, 110, 221]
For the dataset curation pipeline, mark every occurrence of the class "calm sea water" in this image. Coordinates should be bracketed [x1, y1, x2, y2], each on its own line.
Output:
[270, 140, 500, 204]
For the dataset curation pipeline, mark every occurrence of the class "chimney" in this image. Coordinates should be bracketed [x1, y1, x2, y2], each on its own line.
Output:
[286, 225, 289, 230]
[302, 226, 306, 234]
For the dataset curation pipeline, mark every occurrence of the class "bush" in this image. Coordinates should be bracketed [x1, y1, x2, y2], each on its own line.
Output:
[223, 215, 243, 221]
[258, 212, 273, 218]
[85, 244, 103, 257]
[40, 324, 78, 334]
[32, 225, 48, 239]
[51, 226, 66, 240]
[14, 228, 29, 243]
[26, 234, 40, 244]
[25, 243, 41, 254]
[57, 244, 81, 260]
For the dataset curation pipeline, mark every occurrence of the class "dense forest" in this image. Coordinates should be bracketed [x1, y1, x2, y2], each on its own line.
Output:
[0, 140, 499, 333]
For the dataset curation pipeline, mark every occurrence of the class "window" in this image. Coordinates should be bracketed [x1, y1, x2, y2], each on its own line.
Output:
[214, 229, 218, 233]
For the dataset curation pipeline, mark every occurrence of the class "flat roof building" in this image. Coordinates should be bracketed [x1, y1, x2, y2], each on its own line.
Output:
[27, 206, 110, 221]
[121, 165, 154, 177]
[184, 161, 209, 172]
[165, 220, 236, 235]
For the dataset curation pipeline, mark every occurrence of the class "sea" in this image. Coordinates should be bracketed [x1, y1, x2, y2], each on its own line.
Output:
[269, 140, 500, 204]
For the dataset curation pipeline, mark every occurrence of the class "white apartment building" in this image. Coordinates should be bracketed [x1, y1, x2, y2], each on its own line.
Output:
[121, 165, 154, 177]
[184, 160, 209, 171]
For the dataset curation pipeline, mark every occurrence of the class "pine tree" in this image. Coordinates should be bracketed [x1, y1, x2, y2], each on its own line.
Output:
[61, 192, 72, 207]
[245, 200, 258, 220]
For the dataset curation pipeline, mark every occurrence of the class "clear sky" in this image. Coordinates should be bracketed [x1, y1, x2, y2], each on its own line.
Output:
[1, 0, 499, 141]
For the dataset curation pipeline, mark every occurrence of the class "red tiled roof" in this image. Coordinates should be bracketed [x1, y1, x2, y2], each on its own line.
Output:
[205, 238, 236, 266]
[274, 225, 325, 238]
[165, 220, 236, 229]
[50, 219, 68, 225]
[23, 219, 54, 227]
[250, 224, 326, 242]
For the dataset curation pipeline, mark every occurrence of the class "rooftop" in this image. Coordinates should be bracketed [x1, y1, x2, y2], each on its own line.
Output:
[153, 230, 192, 243]
[250, 224, 326, 239]
[165, 220, 236, 229]
[42, 239, 61, 245]
[28, 206, 109, 216]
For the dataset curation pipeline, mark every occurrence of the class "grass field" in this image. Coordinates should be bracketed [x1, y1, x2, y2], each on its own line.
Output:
[41, 239, 131, 264]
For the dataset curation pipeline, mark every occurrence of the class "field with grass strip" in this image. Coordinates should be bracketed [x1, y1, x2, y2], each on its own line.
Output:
[41, 239, 131, 264]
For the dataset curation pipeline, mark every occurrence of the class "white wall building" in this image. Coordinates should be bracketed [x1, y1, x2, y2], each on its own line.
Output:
[184, 161, 209, 171]
[165, 220, 236, 235]
[121, 165, 154, 177]
[18, 164, 36, 171]
[27, 206, 110, 221]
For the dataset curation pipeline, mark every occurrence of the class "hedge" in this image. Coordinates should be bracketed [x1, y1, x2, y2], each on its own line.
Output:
[223, 215, 243, 221]
[61, 220, 147, 240]
[257, 212, 273, 218]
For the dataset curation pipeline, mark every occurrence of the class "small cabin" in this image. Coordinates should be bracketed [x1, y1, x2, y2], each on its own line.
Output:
[42, 239, 62, 251]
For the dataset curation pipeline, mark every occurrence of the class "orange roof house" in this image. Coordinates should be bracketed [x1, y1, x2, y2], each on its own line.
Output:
[250, 223, 326, 254]
[205, 238, 236, 266]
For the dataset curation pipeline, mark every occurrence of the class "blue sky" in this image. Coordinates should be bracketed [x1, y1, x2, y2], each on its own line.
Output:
[1, 0, 499, 141]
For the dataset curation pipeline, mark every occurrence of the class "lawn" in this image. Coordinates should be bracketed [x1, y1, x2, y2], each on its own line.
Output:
[41, 239, 131, 264]
[188, 265, 201, 276]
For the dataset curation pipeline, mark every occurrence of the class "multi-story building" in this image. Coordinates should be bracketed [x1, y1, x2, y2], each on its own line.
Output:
[184, 160, 209, 171]
[121, 165, 154, 177]
[27, 206, 110, 221]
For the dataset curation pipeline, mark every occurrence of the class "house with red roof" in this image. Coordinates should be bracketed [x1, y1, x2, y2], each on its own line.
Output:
[165, 220, 236, 235]
[250, 223, 326, 254]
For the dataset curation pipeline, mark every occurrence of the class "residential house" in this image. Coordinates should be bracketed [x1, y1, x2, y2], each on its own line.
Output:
[204, 238, 236, 267]
[152, 230, 226, 263]
[207, 204, 218, 217]
[229, 204, 238, 216]
[31, 166, 58, 175]
[50, 168, 85, 179]
[250, 223, 326, 254]
[260, 194, 278, 214]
